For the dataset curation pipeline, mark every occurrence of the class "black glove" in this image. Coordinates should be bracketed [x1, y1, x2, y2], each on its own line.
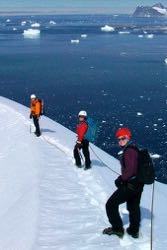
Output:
[30, 114, 33, 119]
[75, 142, 82, 149]
[115, 176, 123, 188]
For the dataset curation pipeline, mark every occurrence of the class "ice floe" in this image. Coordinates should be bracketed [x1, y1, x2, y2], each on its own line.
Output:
[31, 23, 41, 28]
[71, 39, 80, 44]
[164, 58, 167, 64]
[49, 20, 56, 25]
[138, 35, 144, 38]
[146, 34, 154, 39]
[101, 25, 115, 32]
[21, 21, 27, 26]
[6, 19, 11, 23]
[137, 112, 143, 116]
[23, 29, 40, 38]
[150, 154, 161, 159]
[81, 34, 87, 38]
[118, 31, 130, 34]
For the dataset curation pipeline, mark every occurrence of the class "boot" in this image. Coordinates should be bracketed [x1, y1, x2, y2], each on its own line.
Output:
[103, 227, 124, 238]
[126, 227, 139, 239]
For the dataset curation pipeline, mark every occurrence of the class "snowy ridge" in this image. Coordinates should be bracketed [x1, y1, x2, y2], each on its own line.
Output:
[0, 96, 166, 250]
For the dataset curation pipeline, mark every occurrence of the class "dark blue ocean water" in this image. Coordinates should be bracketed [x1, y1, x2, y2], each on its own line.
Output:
[0, 14, 167, 183]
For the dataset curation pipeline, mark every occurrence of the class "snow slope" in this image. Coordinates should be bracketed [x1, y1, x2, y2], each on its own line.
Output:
[0, 96, 166, 250]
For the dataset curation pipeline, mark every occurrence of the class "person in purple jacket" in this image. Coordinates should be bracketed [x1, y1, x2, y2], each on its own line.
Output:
[103, 128, 144, 239]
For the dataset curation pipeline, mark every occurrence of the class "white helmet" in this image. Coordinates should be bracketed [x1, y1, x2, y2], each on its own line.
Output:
[78, 110, 87, 117]
[30, 94, 36, 99]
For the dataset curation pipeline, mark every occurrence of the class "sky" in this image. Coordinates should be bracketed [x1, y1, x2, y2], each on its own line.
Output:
[0, 0, 166, 14]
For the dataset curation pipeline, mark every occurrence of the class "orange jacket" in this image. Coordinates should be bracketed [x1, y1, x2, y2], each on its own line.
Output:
[30, 99, 41, 117]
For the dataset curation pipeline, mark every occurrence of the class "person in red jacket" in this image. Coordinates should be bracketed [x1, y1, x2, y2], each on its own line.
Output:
[73, 111, 91, 170]
[103, 128, 144, 239]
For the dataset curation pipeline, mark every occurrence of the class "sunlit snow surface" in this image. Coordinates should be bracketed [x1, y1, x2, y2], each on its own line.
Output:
[0, 96, 166, 250]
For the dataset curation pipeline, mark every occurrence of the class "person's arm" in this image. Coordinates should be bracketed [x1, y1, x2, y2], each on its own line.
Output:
[121, 148, 138, 182]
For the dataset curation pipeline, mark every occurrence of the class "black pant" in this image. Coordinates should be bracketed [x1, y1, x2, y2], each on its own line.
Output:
[73, 139, 91, 167]
[33, 116, 41, 136]
[106, 184, 143, 233]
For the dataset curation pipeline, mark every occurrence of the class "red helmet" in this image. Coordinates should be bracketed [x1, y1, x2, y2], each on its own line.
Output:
[115, 127, 132, 139]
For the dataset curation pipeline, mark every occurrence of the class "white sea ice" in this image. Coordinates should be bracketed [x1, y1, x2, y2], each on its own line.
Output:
[146, 34, 154, 39]
[150, 154, 161, 159]
[21, 21, 27, 26]
[71, 39, 80, 44]
[31, 22, 41, 28]
[137, 112, 143, 116]
[49, 20, 56, 25]
[164, 58, 167, 64]
[101, 25, 115, 32]
[138, 35, 144, 38]
[6, 19, 11, 23]
[81, 34, 88, 38]
[118, 31, 130, 34]
[23, 29, 40, 38]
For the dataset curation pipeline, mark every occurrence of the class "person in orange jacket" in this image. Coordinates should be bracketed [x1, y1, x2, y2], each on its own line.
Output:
[30, 94, 41, 137]
[73, 111, 91, 170]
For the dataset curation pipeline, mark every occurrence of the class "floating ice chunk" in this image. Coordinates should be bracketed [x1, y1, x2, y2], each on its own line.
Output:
[21, 21, 27, 26]
[158, 118, 163, 121]
[13, 27, 17, 31]
[31, 22, 40, 28]
[23, 29, 40, 38]
[119, 31, 130, 34]
[49, 20, 56, 25]
[164, 58, 167, 64]
[138, 35, 144, 38]
[6, 19, 11, 23]
[150, 154, 161, 159]
[81, 34, 87, 38]
[146, 34, 154, 39]
[137, 112, 143, 116]
[102, 120, 106, 123]
[144, 31, 148, 34]
[101, 25, 115, 32]
[71, 39, 80, 44]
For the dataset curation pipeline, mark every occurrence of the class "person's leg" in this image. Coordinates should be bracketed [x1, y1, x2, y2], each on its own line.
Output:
[106, 187, 127, 232]
[73, 146, 81, 167]
[82, 140, 91, 168]
[33, 116, 41, 136]
[127, 189, 143, 234]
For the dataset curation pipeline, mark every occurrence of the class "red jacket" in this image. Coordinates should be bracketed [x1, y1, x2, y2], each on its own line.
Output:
[76, 122, 88, 142]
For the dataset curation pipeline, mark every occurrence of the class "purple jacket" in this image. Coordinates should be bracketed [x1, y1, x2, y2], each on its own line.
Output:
[120, 147, 138, 182]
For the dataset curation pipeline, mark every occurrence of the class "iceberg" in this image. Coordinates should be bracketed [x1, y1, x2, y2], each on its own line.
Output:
[147, 34, 154, 39]
[23, 29, 40, 38]
[165, 58, 167, 64]
[49, 20, 56, 25]
[71, 39, 80, 44]
[6, 19, 11, 23]
[138, 34, 144, 38]
[31, 22, 41, 28]
[81, 34, 88, 38]
[21, 21, 27, 26]
[137, 112, 143, 116]
[101, 25, 115, 32]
